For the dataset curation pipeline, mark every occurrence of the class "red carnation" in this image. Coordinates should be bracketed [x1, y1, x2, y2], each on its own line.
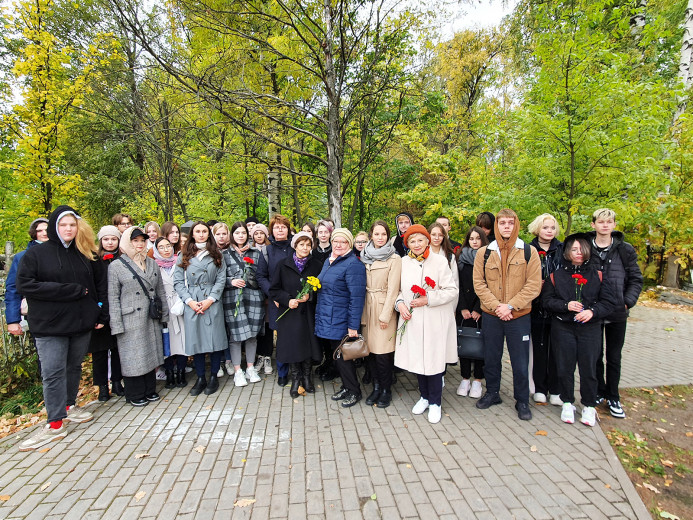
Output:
[572, 274, 581, 279]
[424, 276, 436, 289]
[103, 253, 114, 260]
[578, 278, 587, 285]
[411, 285, 426, 296]
[243, 256, 254, 264]
[537, 251, 547, 257]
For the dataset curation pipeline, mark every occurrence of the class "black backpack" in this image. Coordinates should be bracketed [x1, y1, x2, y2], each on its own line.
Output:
[483, 243, 532, 271]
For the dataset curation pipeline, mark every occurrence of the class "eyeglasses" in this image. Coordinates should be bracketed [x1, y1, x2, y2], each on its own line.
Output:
[158, 244, 173, 250]
[355, 241, 367, 245]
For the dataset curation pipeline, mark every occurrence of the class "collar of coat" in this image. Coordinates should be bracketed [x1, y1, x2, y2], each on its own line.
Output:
[487, 237, 526, 256]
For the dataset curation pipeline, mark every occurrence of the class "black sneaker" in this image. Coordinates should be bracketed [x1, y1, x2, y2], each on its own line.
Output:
[127, 398, 149, 407]
[341, 392, 362, 408]
[515, 401, 532, 421]
[595, 396, 605, 406]
[331, 388, 350, 401]
[476, 392, 502, 409]
[145, 393, 160, 402]
[607, 399, 626, 418]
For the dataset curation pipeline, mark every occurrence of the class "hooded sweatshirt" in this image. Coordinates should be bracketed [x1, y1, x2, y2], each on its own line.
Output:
[393, 212, 414, 257]
[16, 205, 108, 337]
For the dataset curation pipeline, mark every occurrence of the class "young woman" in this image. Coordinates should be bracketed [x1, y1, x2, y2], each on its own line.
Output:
[89, 225, 124, 401]
[144, 221, 161, 250]
[173, 221, 227, 396]
[313, 220, 333, 266]
[455, 226, 489, 399]
[108, 227, 169, 406]
[270, 232, 323, 398]
[222, 222, 265, 386]
[395, 225, 458, 424]
[213, 222, 231, 252]
[301, 222, 316, 241]
[360, 221, 401, 408]
[528, 213, 564, 406]
[315, 229, 367, 408]
[251, 223, 273, 375]
[161, 221, 182, 255]
[16, 206, 106, 451]
[541, 233, 616, 427]
[153, 237, 187, 388]
[353, 231, 369, 257]
[428, 222, 459, 287]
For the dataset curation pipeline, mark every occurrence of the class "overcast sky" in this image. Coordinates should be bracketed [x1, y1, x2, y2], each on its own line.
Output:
[440, 0, 518, 38]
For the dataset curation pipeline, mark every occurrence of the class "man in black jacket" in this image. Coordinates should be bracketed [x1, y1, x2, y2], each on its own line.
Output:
[588, 209, 643, 418]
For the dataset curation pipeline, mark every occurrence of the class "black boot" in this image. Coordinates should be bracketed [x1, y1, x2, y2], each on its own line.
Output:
[319, 360, 338, 381]
[204, 375, 219, 395]
[362, 363, 373, 385]
[302, 360, 315, 393]
[376, 388, 392, 408]
[176, 369, 188, 388]
[164, 369, 176, 389]
[365, 383, 381, 406]
[190, 377, 207, 396]
[112, 380, 125, 396]
[289, 363, 301, 398]
[98, 385, 111, 402]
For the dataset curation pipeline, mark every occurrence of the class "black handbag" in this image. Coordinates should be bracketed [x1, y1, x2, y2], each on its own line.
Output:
[457, 323, 484, 360]
[333, 334, 369, 361]
[119, 258, 163, 320]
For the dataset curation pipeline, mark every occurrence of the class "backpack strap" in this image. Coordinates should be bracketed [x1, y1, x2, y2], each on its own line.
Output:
[524, 243, 531, 263]
[118, 257, 154, 300]
[483, 248, 491, 272]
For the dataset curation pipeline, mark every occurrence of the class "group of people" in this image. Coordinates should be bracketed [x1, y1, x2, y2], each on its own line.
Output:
[5, 205, 643, 451]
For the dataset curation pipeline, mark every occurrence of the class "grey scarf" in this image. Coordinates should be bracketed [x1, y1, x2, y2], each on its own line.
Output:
[457, 246, 478, 268]
[360, 240, 397, 265]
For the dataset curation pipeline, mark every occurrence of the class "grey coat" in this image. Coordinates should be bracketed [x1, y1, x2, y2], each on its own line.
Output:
[108, 256, 169, 377]
[173, 252, 227, 355]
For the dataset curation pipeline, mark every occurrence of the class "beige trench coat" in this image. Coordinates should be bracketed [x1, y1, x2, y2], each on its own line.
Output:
[394, 253, 458, 375]
[360, 255, 402, 354]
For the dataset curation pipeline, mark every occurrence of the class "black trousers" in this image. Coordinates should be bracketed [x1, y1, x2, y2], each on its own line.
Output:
[367, 352, 394, 389]
[193, 351, 222, 377]
[124, 370, 156, 401]
[483, 314, 531, 403]
[460, 358, 484, 379]
[92, 348, 122, 386]
[531, 315, 559, 395]
[597, 320, 628, 401]
[552, 318, 601, 407]
[256, 323, 274, 357]
[416, 372, 444, 406]
[331, 339, 361, 395]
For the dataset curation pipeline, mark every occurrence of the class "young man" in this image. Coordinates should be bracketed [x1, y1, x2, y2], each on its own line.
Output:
[473, 209, 542, 420]
[112, 213, 132, 234]
[393, 212, 414, 257]
[436, 216, 461, 249]
[588, 209, 643, 418]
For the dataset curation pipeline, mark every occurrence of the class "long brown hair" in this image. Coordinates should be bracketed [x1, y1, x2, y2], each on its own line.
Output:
[161, 221, 181, 253]
[179, 221, 223, 269]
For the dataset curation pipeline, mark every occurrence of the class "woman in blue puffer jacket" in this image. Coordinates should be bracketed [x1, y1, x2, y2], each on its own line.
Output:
[314, 228, 366, 408]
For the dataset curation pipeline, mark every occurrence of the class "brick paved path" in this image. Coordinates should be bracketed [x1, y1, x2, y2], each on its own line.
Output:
[0, 305, 691, 519]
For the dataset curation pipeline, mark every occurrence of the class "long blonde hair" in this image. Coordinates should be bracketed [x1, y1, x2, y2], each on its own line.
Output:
[76, 218, 98, 260]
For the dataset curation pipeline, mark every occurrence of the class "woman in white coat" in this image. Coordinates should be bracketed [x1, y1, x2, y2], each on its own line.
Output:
[395, 224, 458, 424]
[153, 237, 187, 388]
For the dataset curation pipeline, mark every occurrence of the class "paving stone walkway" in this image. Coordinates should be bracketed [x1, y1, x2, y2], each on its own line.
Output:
[0, 305, 691, 520]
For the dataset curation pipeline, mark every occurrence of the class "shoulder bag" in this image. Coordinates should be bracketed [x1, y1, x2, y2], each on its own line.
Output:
[119, 258, 163, 320]
[333, 334, 369, 361]
[457, 322, 484, 360]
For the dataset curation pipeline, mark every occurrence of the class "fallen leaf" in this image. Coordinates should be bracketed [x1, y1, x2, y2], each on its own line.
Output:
[656, 428, 668, 434]
[643, 483, 660, 494]
[637, 468, 646, 474]
[686, 432, 693, 437]
[535, 430, 548, 436]
[370, 493, 377, 500]
[205, 405, 212, 410]
[40, 482, 51, 491]
[530, 445, 537, 452]
[535, 402, 548, 406]
[442, 442, 449, 446]
[641, 388, 654, 394]
[38, 447, 51, 453]
[135, 491, 146, 502]
[664, 327, 675, 332]
[0, 495, 10, 501]
[661, 460, 674, 468]
[194, 445, 205, 454]
[234, 498, 256, 507]
[294, 399, 299, 404]
[664, 479, 673, 487]
[406, 464, 411, 468]
[241, 459, 247, 463]
[298, 386, 306, 396]
[660, 512, 680, 520]
[134, 453, 150, 459]
[604, 484, 611, 489]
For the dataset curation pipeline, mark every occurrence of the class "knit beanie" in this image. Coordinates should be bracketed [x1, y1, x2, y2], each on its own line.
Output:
[402, 224, 431, 246]
[97, 225, 122, 240]
[330, 228, 354, 249]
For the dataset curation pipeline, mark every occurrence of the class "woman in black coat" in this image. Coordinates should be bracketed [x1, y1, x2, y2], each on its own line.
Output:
[89, 225, 124, 401]
[541, 233, 616, 428]
[270, 232, 323, 398]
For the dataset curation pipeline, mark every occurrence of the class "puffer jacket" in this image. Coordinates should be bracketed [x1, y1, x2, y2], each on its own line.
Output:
[16, 205, 108, 337]
[585, 231, 643, 322]
[314, 251, 366, 340]
[4, 240, 41, 325]
[530, 237, 563, 319]
[541, 259, 617, 322]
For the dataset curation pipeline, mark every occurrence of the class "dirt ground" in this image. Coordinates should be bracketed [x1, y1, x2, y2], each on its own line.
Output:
[601, 384, 693, 520]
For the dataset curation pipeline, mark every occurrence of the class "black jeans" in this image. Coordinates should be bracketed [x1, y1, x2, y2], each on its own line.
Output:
[256, 323, 274, 357]
[368, 352, 394, 389]
[92, 347, 122, 386]
[552, 318, 601, 407]
[416, 372, 444, 406]
[331, 339, 361, 395]
[597, 320, 628, 401]
[124, 370, 156, 401]
[460, 358, 484, 379]
[531, 315, 559, 395]
[482, 313, 531, 403]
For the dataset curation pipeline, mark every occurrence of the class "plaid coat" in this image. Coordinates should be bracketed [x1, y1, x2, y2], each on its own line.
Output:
[222, 248, 265, 342]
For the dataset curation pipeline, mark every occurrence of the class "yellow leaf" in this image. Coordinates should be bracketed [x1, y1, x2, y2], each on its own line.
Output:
[535, 430, 548, 436]
[135, 491, 146, 502]
[530, 445, 537, 452]
[234, 498, 256, 507]
[664, 479, 673, 487]
[0, 495, 9, 501]
[656, 427, 668, 434]
[38, 447, 51, 453]
[40, 482, 51, 491]
[194, 445, 205, 454]
[661, 460, 674, 468]
[442, 441, 449, 446]
[637, 468, 646, 474]
[605, 484, 611, 489]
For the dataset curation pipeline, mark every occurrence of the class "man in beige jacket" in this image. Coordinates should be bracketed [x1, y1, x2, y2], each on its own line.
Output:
[473, 209, 542, 420]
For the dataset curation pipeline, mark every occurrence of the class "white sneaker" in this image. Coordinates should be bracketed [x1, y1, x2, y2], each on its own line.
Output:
[469, 380, 483, 399]
[428, 404, 442, 424]
[412, 397, 429, 415]
[246, 366, 261, 383]
[216, 367, 225, 378]
[234, 369, 248, 387]
[155, 367, 167, 380]
[561, 403, 576, 424]
[64, 405, 93, 424]
[263, 356, 273, 375]
[441, 376, 445, 388]
[549, 394, 564, 406]
[225, 360, 234, 376]
[581, 406, 597, 427]
[457, 379, 470, 396]
[18, 424, 67, 451]
[533, 392, 547, 403]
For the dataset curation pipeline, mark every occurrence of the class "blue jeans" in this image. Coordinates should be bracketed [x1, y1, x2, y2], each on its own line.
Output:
[35, 331, 92, 423]
[482, 314, 531, 403]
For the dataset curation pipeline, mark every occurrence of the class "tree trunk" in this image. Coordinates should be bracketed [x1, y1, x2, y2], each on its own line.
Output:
[324, 0, 342, 227]
[675, 0, 693, 120]
[663, 255, 681, 288]
[267, 146, 281, 218]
